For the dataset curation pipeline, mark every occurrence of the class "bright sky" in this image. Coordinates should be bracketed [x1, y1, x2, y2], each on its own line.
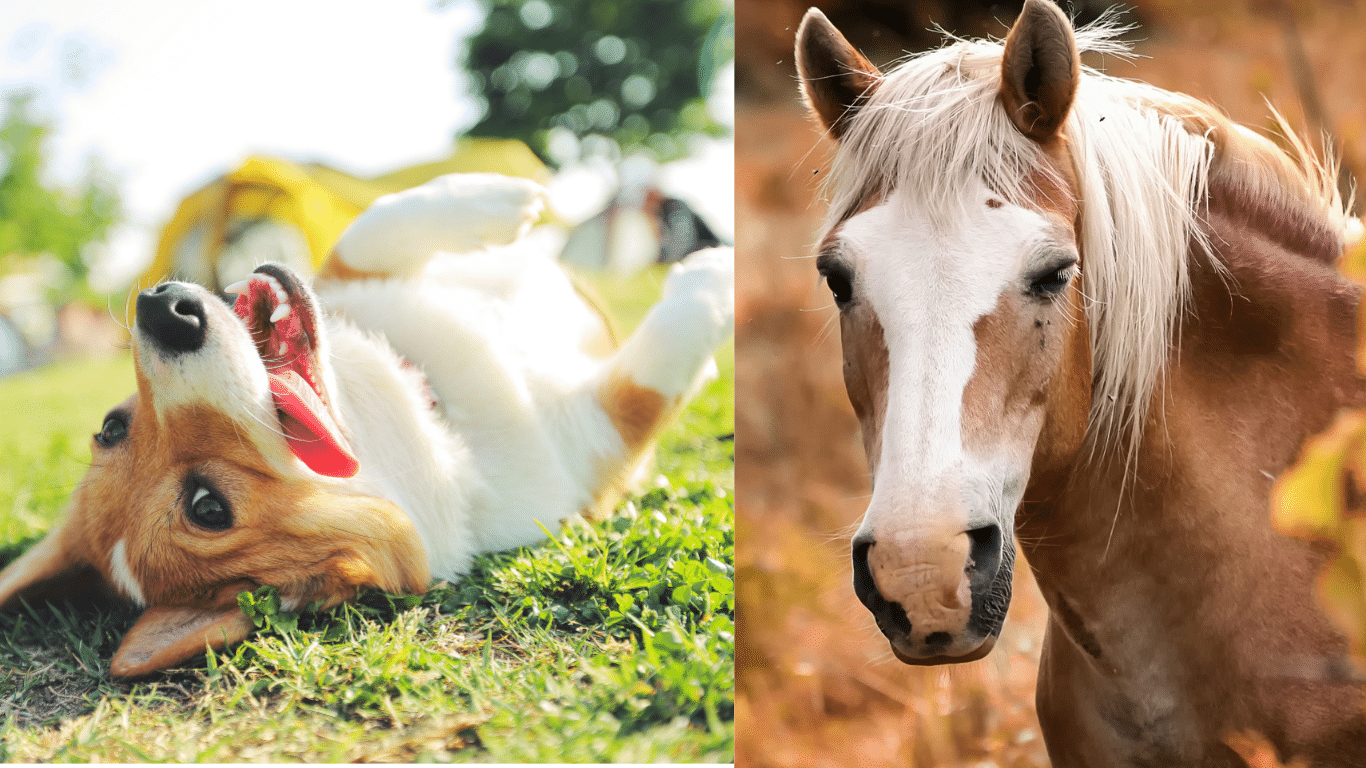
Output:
[0, 0, 733, 292]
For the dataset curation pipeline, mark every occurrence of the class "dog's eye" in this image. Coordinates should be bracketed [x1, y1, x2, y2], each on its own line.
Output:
[95, 415, 128, 448]
[188, 486, 233, 531]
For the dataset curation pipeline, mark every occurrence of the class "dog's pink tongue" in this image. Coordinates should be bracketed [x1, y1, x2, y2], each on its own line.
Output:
[269, 371, 359, 478]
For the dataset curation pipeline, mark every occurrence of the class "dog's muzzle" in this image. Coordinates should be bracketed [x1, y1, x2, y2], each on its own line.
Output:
[137, 283, 208, 354]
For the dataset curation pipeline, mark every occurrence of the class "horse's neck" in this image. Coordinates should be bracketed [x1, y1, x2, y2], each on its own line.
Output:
[1166, 201, 1364, 485]
[1026, 199, 1364, 611]
[1017, 202, 1366, 753]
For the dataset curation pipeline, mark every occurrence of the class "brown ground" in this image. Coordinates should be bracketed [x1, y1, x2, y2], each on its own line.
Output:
[734, 2, 1366, 766]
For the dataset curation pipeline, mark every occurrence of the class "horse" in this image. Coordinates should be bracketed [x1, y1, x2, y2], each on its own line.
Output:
[794, 1, 1366, 765]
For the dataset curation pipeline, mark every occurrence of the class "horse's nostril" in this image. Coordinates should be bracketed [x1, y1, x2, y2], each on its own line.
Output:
[851, 535, 914, 635]
[924, 631, 953, 649]
[966, 524, 1003, 588]
[851, 534, 877, 608]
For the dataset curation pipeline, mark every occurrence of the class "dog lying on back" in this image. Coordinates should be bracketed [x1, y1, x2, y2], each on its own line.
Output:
[0, 173, 734, 679]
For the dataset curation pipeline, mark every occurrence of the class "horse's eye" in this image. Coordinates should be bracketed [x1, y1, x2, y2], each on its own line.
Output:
[95, 414, 128, 448]
[1027, 260, 1078, 298]
[821, 266, 855, 307]
[187, 485, 233, 531]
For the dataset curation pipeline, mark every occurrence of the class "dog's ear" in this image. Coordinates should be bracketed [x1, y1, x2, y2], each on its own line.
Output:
[0, 524, 104, 610]
[107, 494, 429, 679]
[110, 597, 256, 679]
[288, 492, 432, 602]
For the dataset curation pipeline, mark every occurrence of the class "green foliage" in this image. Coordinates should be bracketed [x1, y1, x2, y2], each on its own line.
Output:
[456, 0, 733, 164]
[442, 488, 733, 637]
[0, 92, 122, 304]
[237, 586, 300, 634]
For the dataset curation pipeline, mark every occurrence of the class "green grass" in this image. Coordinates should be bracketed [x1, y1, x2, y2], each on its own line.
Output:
[0, 266, 734, 762]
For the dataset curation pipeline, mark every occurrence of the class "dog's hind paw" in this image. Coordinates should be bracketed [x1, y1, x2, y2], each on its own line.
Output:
[661, 246, 734, 342]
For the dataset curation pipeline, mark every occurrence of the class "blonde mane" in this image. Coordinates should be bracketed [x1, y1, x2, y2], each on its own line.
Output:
[822, 21, 1350, 462]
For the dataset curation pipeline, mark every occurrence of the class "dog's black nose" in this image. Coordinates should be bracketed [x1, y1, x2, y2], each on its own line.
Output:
[137, 283, 207, 353]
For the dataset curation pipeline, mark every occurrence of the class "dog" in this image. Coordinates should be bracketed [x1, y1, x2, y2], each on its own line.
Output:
[0, 173, 734, 679]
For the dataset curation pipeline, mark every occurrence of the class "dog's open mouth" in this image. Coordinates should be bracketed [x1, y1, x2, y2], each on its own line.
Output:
[226, 266, 359, 478]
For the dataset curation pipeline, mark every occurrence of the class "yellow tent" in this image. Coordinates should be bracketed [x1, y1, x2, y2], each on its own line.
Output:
[138, 137, 549, 292]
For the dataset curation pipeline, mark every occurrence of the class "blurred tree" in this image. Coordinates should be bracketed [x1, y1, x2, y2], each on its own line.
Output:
[0, 92, 121, 303]
[452, 0, 733, 165]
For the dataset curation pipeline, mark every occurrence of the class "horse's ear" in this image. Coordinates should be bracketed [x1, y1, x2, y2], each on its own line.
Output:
[795, 8, 881, 141]
[999, 0, 1080, 143]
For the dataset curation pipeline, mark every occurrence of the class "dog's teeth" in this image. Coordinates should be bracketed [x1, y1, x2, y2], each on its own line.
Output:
[270, 304, 290, 323]
[253, 274, 287, 300]
[223, 280, 251, 294]
[279, 342, 288, 356]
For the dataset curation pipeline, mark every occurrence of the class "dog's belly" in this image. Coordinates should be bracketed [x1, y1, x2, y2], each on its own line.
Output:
[319, 252, 614, 577]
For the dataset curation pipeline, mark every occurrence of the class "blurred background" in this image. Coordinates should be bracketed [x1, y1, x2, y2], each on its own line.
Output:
[734, 1, 1366, 766]
[0, 0, 733, 375]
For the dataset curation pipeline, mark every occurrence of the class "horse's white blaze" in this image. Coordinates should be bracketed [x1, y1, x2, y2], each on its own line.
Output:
[109, 539, 146, 608]
[842, 181, 1057, 540]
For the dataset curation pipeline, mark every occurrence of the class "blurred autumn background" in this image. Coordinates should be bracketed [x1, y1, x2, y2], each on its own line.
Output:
[734, 1, 1366, 766]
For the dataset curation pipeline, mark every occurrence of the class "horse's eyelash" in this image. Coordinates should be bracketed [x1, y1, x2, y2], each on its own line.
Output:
[1026, 257, 1078, 281]
[815, 250, 846, 275]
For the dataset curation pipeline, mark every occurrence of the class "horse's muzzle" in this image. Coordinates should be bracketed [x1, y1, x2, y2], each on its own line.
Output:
[851, 524, 1013, 663]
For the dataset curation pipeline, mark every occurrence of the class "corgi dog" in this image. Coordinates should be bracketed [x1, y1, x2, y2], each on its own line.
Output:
[0, 173, 734, 679]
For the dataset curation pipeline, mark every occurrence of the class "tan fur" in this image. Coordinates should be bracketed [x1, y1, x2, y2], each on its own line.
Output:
[961, 160, 1083, 457]
[1020, 201, 1366, 762]
[838, 306, 888, 477]
[589, 373, 681, 518]
[1162, 100, 1346, 262]
[802, 2, 1366, 765]
[601, 373, 674, 453]
[0, 524, 103, 610]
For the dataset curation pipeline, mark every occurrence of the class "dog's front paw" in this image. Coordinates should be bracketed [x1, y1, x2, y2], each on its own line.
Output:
[424, 173, 547, 247]
[662, 247, 734, 337]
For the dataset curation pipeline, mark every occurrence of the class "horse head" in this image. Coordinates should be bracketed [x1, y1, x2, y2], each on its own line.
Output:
[797, 0, 1093, 664]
